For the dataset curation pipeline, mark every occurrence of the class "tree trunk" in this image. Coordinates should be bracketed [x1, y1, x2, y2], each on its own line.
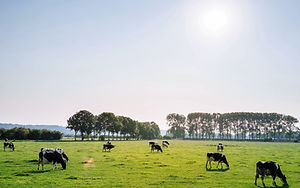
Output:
[81, 132, 84, 141]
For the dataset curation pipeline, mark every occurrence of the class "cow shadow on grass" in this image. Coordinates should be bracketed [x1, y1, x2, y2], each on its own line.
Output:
[26, 170, 51, 174]
[26, 159, 39, 164]
[205, 168, 229, 172]
[255, 185, 289, 188]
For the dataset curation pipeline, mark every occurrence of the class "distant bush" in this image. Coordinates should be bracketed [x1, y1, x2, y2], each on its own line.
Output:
[0, 127, 62, 140]
[263, 138, 273, 142]
[163, 135, 172, 139]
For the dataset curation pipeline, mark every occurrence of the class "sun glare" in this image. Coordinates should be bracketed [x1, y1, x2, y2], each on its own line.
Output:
[201, 6, 232, 36]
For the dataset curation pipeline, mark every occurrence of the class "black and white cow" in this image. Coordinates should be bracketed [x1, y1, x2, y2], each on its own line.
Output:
[149, 141, 157, 146]
[38, 148, 69, 170]
[151, 144, 163, 152]
[103, 144, 115, 152]
[217, 143, 223, 152]
[255, 161, 287, 187]
[106, 140, 112, 145]
[4, 142, 14, 151]
[41, 148, 69, 161]
[162, 142, 168, 148]
[206, 153, 229, 169]
[162, 141, 169, 145]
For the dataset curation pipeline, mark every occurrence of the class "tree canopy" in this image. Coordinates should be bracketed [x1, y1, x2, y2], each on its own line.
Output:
[167, 112, 299, 141]
[67, 110, 161, 140]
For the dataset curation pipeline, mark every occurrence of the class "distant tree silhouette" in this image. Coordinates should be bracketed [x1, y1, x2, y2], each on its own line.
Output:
[67, 110, 95, 140]
[167, 112, 299, 141]
[166, 113, 186, 139]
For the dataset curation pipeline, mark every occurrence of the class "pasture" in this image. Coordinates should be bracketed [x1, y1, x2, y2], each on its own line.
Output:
[0, 140, 299, 187]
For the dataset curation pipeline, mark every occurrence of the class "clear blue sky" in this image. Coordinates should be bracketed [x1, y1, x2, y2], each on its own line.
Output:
[1, 0, 299, 129]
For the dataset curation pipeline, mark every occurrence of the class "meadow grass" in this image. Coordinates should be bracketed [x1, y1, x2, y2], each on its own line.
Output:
[0, 140, 299, 187]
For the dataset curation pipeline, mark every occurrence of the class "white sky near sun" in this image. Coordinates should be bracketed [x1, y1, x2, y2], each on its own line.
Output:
[0, 0, 300, 130]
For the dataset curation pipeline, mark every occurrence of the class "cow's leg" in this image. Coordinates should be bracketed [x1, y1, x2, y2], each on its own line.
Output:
[261, 175, 265, 187]
[272, 175, 277, 186]
[254, 173, 259, 185]
[206, 160, 208, 169]
[209, 161, 212, 169]
[52, 162, 55, 170]
[38, 160, 41, 170]
[217, 161, 219, 168]
[42, 160, 44, 170]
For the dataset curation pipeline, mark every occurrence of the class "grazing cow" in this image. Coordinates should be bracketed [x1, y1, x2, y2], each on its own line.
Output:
[206, 153, 229, 169]
[255, 161, 287, 187]
[151, 144, 163, 152]
[41, 148, 69, 162]
[4, 142, 14, 151]
[106, 140, 111, 145]
[217, 143, 223, 152]
[149, 141, 157, 146]
[103, 144, 115, 152]
[38, 149, 68, 170]
[162, 141, 169, 145]
[162, 142, 168, 148]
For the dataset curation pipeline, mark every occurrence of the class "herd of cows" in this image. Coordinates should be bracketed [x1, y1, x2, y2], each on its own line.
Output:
[3, 139, 288, 187]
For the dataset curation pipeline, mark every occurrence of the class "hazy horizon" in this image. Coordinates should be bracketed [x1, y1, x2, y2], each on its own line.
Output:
[1, 0, 300, 130]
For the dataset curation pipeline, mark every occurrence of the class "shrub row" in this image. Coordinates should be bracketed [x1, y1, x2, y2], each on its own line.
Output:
[0, 127, 63, 140]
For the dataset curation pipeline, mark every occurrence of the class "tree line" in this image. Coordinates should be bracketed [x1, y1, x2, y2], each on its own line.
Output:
[166, 112, 300, 141]
[67, 110, 161, 140]
[0, 127, 63, 140]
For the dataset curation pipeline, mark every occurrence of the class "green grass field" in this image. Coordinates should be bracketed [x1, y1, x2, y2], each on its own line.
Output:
[0, 140, 299, 187]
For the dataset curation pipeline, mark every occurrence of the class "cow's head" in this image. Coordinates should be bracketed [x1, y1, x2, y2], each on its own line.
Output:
[222, 155, 229, 168]
[281, 175, 287, 185]
[61, 161, 66, 170]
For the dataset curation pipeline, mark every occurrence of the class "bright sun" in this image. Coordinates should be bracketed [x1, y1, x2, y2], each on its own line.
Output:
[201, 6, 232, 36]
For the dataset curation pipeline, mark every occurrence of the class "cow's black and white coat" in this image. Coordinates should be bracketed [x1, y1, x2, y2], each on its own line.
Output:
[149, 141, 157, 146]
[255, 161, 287, 187]
[206, 153, 229, 169]
[162, 142, 168, 148]
[38, 148, 69, 170]
[4, 142, 14, 151]
[103, 144, 115, 152]
[151, 144, 163, 152]
[217, 143, 223, 152]
[162, 141, 169, 145]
